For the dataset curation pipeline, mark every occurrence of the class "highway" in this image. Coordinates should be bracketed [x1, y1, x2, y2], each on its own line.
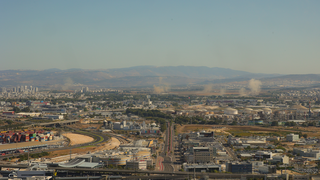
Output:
[160, 121, 175, 172]
[217, 137, 238, 160]
[0, 164, 267, 179]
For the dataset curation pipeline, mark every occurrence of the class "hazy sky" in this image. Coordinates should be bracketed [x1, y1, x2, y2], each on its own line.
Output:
[1, 1, 319, 74]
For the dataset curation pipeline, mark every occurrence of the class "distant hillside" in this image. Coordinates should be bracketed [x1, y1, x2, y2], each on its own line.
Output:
[0, 66, 280, 88]
[261, 74, 320, 81]
[103, 66, 252, 79]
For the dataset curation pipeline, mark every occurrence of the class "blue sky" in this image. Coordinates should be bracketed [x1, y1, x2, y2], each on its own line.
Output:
[1, 0, 319, 74]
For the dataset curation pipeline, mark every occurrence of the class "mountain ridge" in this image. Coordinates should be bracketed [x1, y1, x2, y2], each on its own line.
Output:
[0, 65, 290, 88]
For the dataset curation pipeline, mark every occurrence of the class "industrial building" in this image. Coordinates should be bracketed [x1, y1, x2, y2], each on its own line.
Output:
[293, 148, 320, 160]
[226, 162, 252, 174]
[126, 160, 147, 170]
[287, 133, 300, 142]
[228, 136, 266, 146]
[103, 120, 160, 134]
[192, 147, 214, 163]
[183, 163, 222, 173]
[267, 155, 289, 165]
[58, 155, 101, 168]
[224, 107, 238, 115]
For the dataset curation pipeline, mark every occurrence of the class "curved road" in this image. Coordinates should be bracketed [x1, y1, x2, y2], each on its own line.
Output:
[0, 126, 109, 160]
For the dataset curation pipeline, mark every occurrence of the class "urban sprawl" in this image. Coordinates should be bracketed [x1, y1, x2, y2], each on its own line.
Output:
[1, 86, 320, 180]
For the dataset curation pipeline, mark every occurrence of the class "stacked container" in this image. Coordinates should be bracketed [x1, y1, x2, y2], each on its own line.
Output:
[25, 134, 29, 142]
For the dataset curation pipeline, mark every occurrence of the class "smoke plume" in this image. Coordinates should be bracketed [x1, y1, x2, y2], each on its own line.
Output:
[202, 84, 213, 93]
[61, 77, 74, 90]
[153, 85, 164, 94]
[248, 79, 262, 95]
[153, 77, 170, 94]
[220, 88, 226, 96]
[239, 88, 246, 96]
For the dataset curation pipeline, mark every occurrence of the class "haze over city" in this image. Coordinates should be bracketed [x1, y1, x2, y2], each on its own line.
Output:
[2, 1, 320, 180]
[1, 0, 320, 74]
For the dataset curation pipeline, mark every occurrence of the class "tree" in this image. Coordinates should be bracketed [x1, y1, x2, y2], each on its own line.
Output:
[21, 107, 30, 112]
[302, 134, 308, 139]
[172, 102, 178, 107]
[12, 107, 21, 113]
[271, 121, 278, 126]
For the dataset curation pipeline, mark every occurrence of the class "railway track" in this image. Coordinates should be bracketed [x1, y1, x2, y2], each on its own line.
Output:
[107, 133, 130, 145]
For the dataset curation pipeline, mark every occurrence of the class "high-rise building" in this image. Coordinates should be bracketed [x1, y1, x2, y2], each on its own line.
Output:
[82, 87, 89, 93]
[0, 87, 6, 92]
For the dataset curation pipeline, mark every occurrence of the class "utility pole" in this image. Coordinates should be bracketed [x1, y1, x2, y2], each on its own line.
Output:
[27, 146, 30, 165]
[193, 148, 195, 180]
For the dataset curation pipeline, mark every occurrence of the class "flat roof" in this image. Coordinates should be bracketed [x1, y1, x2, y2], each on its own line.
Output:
[193, 147, 209, 149]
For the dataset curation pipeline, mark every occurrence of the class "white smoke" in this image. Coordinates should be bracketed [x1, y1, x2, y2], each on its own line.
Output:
[202, 84, 213, 93]
[239, 87, 246, 96]
[153, 77, 170, 94]
[220, 88, 226, 96]
[61, 77, 74, 90]
[248, 79, 262, 95]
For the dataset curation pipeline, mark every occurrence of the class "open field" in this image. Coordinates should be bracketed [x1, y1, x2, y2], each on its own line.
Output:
[276, 170, 303, 175]
[62, 133, 94, 146]
[99, 137, 120, 150]
[176, 125, 320, 138]
[176, 124, 229, 134]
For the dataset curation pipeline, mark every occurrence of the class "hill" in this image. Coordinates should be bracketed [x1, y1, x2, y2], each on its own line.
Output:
[0, 66, 281, 88]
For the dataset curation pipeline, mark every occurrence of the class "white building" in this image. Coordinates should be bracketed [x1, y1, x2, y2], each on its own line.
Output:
[286, 134, 299, 142]
[224, 107, 238, 115]
[262, 108, 272, 114]
[43, 115, 64, 120]
[267, 155, 289, 165]
[126, 160, 147, 170]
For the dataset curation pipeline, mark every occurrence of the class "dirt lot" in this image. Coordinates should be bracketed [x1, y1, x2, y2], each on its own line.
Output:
[99, 137, 120, 150]
[45, 137, 121, 160]
[62, 133, 94, 146]
[176, 124, 229, 134]
[276, 170, 303, 175]
[176, 125, 320, 138]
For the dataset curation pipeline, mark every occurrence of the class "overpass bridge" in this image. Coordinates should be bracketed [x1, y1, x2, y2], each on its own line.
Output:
[0, 164, 266, 179]
[35, 120, 79, 127]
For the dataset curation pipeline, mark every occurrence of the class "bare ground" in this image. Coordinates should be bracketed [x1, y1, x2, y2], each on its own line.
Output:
[62, 133, 94, 146]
